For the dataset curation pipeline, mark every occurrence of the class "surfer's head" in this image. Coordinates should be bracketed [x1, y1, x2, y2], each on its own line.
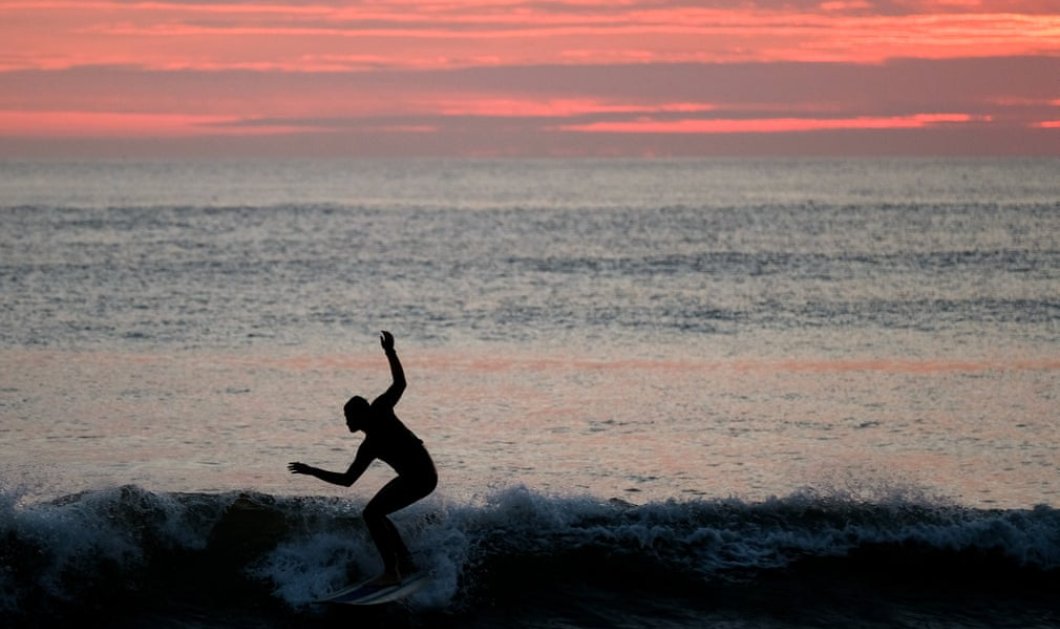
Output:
[343, 396, 370, 432]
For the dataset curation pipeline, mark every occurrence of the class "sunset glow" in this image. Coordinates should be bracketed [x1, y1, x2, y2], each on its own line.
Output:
[558, 114, 990, 134]
[1, 0, 1057, 156]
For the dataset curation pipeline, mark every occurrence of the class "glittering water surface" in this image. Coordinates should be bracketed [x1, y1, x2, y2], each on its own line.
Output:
[1, 158, 1057, 507]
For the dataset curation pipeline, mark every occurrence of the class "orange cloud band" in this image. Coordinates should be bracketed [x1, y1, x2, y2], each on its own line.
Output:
[557, 114, 992, 133]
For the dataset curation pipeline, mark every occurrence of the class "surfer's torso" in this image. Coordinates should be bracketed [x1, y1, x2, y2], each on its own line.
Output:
[358, 400, 434, 479]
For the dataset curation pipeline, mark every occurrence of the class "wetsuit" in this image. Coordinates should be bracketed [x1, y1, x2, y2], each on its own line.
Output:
[289, 335, 437, 580]
[348, 349, 437, 576]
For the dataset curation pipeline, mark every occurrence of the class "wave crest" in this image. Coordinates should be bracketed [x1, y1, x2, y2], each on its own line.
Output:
[1, 484, 1057, 625]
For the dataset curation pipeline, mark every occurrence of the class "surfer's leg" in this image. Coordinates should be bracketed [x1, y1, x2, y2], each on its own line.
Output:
[379, 515, 413, 570]
[363, 475, 435, 583]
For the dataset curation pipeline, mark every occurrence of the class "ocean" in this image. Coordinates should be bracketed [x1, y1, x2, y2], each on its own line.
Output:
[1, 158, 1057, 627]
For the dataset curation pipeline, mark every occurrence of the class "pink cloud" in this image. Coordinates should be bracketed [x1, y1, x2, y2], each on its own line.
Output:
[0, 1, 1056, 155]
[1, 0, 1057, 72]
[557, 113, 991, 134]
[433, 98, 717, 117]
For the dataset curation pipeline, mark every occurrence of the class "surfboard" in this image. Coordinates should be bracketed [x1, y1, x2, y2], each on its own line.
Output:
[318, 572, 429, 606]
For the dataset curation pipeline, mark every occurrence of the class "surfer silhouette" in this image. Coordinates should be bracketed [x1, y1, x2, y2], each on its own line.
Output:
[288, 331, 437, 587]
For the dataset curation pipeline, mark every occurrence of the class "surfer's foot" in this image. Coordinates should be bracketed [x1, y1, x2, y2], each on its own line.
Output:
[398, 559, 417, 577]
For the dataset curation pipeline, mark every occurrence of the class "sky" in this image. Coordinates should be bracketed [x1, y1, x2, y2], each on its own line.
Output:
[0, 0, 1058, 157]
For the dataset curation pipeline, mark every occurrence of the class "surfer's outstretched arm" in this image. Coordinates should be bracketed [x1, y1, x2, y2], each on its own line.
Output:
[374, 330, 405, 408]
[288, 445, 373, 487]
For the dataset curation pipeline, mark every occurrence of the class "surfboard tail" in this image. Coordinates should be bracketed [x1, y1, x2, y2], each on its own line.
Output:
[320, 573, 429, 605]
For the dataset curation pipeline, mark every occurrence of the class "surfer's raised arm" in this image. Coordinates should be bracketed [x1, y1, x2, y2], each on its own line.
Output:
[374, 330, 405, 408]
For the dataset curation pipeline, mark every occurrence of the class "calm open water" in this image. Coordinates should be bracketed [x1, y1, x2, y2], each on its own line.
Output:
[2, 157, 1056, 507]
[0, 158, 1058, 627]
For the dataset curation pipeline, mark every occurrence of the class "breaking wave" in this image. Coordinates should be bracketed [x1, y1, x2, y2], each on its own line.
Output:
[2, 483, 1058, 627]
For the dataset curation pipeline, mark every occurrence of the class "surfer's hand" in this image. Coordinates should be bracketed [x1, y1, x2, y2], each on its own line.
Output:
[380, 330, 395, 352]
[288, 462, 312, 475]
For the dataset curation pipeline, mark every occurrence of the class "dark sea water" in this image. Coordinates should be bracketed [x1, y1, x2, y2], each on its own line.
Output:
[1, 158, 1057, 626]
